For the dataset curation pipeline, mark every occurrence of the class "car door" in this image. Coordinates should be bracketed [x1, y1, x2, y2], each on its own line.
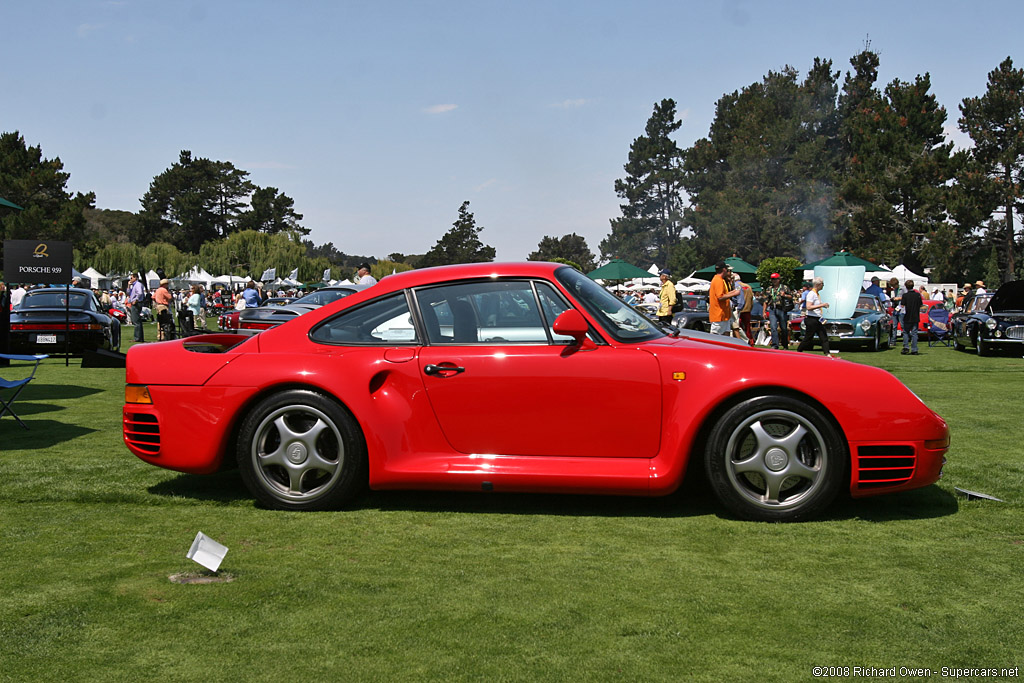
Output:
[414, 279, 662, 458]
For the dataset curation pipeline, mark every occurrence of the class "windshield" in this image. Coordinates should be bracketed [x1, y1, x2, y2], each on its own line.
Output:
[855, 295, 882, 313]
[296, 288, 355, 307]
[20, 291, 92, 310]
[554, 267, 664, 343]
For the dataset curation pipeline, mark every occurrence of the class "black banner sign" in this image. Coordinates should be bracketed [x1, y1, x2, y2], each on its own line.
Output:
[3, 240, 74, 285]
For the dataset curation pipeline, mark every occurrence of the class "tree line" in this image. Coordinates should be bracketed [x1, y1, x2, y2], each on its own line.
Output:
[602, 48, 1024, 285]
[2, 48, 1021, 286]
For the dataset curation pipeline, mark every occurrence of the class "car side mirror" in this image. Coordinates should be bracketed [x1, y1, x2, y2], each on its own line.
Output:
[552, 310, 596, 349]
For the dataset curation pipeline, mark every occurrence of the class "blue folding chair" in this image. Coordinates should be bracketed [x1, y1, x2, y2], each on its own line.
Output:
[926, 307, 952, 347]
[0, 354, 48, 429]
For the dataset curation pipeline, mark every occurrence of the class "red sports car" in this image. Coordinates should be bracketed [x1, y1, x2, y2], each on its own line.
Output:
[123, 262, 949, 521]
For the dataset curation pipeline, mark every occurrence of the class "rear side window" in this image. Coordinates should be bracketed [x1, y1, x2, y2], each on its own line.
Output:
[310, 293, 418, 345]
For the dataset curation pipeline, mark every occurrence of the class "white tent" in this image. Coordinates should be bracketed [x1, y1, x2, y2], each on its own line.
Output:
[212, 274, 246, 290]
[145, 269, 160, 289]
[81, 267, 109, 289]
[889, 264, 928, 286]
[178, 265, 215, 288]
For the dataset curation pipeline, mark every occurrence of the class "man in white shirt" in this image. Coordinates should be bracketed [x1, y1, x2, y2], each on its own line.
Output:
[10, 284, 27, 309]
[356, 263, 377, 286]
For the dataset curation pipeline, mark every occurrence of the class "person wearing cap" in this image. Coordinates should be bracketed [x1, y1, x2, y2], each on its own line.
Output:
[864, 276, 888, 303]
[708, 261, 740, 336]
[763, 273, 793, 349]
[153, 278, 174, 341]
[356, 263, 378, 286]
[974, 280, 987, 296]
[656, 269, 676, 325]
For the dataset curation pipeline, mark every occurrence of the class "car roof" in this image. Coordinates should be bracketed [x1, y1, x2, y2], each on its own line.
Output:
[365, 262, 566, 294]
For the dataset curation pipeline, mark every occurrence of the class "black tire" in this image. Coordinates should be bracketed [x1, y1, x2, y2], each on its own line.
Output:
[237, 389, 367, 511]
[976, 335, 988, 357]
[871, 328, 881, 352]
[111, 323, 121, 352]
[704, 395, 846, 522]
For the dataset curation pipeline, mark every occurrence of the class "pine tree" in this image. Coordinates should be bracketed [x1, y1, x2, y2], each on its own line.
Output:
[420, 201, 496, 267]
[602, 99, 686, 265]
[959, 57, 1024, 282]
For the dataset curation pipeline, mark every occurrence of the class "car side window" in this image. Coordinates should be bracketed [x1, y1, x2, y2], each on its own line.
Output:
[415, 280, 558, 344]
[310, 293, 418, 345]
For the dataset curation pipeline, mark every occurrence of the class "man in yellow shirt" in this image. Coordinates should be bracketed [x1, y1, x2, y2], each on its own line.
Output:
[657, 269, 677, 324]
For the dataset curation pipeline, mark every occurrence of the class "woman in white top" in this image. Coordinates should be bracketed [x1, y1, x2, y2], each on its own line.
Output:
[797, 277, 831, 354]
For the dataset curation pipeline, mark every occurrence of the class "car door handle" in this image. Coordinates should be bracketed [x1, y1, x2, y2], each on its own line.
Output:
[424, 363, 465, 376]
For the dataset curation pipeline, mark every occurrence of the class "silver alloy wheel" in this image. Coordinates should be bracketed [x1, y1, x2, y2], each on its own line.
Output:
[250, 404, 345, 503]
[723, 408, 828, 511]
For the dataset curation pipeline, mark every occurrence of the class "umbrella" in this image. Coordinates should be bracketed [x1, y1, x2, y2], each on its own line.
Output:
[0, 196, 23, 210]
[692, 256, 758, 278]
[587, 259, 653, 281]
[800, 251, 888, 271]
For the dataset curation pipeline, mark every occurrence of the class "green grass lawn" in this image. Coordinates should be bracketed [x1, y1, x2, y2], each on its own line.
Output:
[2, 329, 1022, 681]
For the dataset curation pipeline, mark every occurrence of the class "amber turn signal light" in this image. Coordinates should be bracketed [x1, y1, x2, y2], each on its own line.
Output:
[125, 385, 153, 404]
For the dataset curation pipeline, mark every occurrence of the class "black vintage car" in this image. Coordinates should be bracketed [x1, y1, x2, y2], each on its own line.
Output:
[952, 281, 1024, 355]
[671, 295, 711, 331]
[10, 287, 121, 354]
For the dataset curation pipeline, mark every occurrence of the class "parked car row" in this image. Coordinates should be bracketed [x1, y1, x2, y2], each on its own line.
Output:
[218, 286, 367, 336]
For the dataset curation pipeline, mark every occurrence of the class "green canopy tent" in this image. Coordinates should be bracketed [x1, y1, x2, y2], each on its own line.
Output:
[0, 197, 23, 210]
[586, 259, 653, 281]
[692, 256, 758, 279]
[799, 251, 888, 271]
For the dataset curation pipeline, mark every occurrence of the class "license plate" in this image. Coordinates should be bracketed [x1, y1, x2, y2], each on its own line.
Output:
[36, 334, 58, 344]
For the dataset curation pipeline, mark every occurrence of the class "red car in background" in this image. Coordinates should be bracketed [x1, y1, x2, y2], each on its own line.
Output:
[124, 262, 949, 522]
[896, 299, 946, 339]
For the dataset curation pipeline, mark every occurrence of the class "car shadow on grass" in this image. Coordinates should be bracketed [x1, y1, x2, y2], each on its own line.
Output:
[148, 470, 252, 504]
[148, 470, 721, 517]
[0, 419, 98, 449]
[19, 383, 104, 401]
[813, 485, 959, 522]
[145, 471, 960, 521]
[357, 487, 721, 519]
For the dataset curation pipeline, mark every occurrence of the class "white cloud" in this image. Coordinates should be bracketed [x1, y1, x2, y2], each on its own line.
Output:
[474, 179, 497, 192]
[77, 23, 104, 38]
[944, 124, 973, 151]
[551, 99, 588, 109]
[424, 104, 458, 115]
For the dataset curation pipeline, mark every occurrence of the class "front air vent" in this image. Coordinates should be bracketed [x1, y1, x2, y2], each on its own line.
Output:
[856, 445, 915, 489]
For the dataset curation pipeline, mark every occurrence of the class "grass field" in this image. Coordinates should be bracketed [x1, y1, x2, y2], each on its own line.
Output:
[1, 326, 1022, 681]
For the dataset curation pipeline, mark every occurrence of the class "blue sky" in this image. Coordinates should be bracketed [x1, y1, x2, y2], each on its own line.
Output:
[2, 0, 1021, 262]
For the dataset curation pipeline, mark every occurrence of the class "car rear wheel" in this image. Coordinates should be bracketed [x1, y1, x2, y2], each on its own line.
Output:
[705, 395, 846, 522]
[237, 390, 366, 511]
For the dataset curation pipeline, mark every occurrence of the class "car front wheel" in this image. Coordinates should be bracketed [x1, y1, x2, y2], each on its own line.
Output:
[705, 395, 846, 522]
[237, 390, 366, 511]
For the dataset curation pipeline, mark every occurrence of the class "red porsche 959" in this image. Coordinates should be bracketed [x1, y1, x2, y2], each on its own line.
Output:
[123, 262, 949, 521]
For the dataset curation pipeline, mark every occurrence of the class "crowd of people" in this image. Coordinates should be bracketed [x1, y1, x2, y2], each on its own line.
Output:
[615, 262, 995, 357]
[2, 262, 379, 345]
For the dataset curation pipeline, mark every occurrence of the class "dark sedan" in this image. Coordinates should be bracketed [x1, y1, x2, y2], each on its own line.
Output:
[671, 295, 710, 331]
[952, 281, 1024, 355]
[232, 285, 368, 335]
[10, 287, 121, 354]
